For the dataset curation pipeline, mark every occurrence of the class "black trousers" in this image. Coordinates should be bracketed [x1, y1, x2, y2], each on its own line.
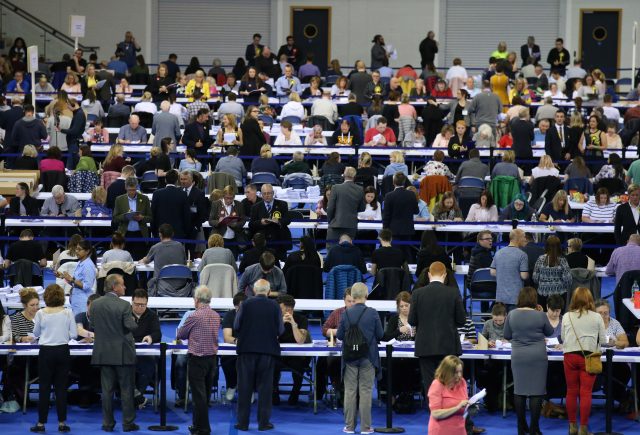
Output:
[221, 355, 238, 389]
[418, 355, 445, 404]
[237, 353, 276, 427]
[188, 355, 216, 435]
[274, 356, 311, 397]
[100, 365, 136, 428]
[38, 345, 70, 424]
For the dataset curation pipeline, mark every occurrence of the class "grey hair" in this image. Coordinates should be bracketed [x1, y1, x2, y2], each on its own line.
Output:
[194, 285, 213, 304]
[292, 151, 304, 162]
[180, 170, 194, 181]
[339, 234, 352, 244]
[104, 274, 122, 293]
[125, 176, 138, 189]
[343, 166, 356, 179]
[351, 282, 368, 300]
[253, 279, 271, 295]
[51, 185, 65, 196]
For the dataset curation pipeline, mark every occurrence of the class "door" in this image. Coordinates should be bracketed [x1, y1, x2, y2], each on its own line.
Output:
[291, 7, 331, 75]
[580, 9, 621, 77]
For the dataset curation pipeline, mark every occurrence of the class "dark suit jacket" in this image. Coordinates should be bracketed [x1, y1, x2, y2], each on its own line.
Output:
[327, 181, 366, 230]
[544, 124, 570, 162]
[209, 199, 246, 237]
[248, 199, 292, 249]
[181, 120, 213, 149]
[520, 44, 541, 66]
[382, 187, 419, 236]
[234, 294, 283, 357]
[614, 202, 640, 245]
[186, 186, 209, 231]
[81, 70, 115, 103]
[0, 106, 24, 150]
[106, 178, 126, 210]
[90, 292, 138, 366]
[151, 185, 191, 238]
[511, 118, 534, 159]
[9, 195, 39, 216]
[323, 242, 367, 274]
[112, 192, 153, 237]
[408, 281, 466, 357]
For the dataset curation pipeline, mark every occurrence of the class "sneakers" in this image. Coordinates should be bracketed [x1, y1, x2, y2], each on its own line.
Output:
[360, 428, 374, 434]
[342, 428, 355, 434]
[0, 400, 19, 413]
[225, 387, 236, 402]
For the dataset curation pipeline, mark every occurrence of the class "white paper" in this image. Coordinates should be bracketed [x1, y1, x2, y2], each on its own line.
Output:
[468, 388, 486, 406]
[223, 133, 236, 143]
[373, 133, 384, 143]
[546, 337, 559, 346]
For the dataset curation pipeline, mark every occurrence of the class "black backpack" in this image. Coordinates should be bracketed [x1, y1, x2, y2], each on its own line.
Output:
[342, 308, 369, 361]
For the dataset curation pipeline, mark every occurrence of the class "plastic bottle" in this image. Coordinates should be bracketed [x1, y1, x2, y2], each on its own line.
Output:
[220, 387, 227, 405]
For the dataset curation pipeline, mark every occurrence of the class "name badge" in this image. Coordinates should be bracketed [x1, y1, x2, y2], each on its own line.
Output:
[190, 206, 197, 213]
[462, 110, 468, 116]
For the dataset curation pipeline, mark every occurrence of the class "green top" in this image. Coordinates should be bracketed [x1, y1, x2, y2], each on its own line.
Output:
[76, 156, 97, 173]
[628, 159, 640, 185]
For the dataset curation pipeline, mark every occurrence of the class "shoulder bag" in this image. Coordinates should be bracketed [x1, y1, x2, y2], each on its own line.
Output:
[568, 312, 602, 375]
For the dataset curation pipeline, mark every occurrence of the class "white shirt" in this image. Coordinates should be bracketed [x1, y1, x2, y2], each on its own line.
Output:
[274, 132, 302, 146]
[223, 202, 235, 239]
[531, 167, 560, 179]
[280, 101, 305, 120]
[445, 65, 468, 82]
[632, 203, 640, 225]
[134, 101, 158, 114]
[358, 202, 382, 221]
[603, 106, 620, 123]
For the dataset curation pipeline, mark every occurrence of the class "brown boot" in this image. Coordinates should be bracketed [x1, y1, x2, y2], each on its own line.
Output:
[578, 425, 592, 435]
[568, 422, 578, 435]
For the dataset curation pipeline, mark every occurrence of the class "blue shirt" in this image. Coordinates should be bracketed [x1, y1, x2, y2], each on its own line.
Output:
[70, 257, 96, 316]
[118, 124, 148, 143]
[127, 194, 139, 232]
[416, 199, 432, 220]
[107, 59, 128, 75]
[6, 79, 30, 94]
[275, 75, 302, 100]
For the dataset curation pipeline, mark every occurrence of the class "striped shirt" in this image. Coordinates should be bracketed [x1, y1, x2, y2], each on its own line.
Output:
[10, 311, 34, 343]
[457, 317, 477, 341]
[582, 199, 618, 223]
[176, 305, 220, 356]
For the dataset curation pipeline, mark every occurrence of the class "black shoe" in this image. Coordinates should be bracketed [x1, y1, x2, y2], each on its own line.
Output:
[188, 425, 197, 434]
[287, 393, 299, 406]
[259, 423, 275, 431]
[101, 426, 114, 433]
[122, 423, 140, 432]
[234, 423, 249, 431]
[58, 424, 71, 433]
[272, 392, 281, 406]
[30, 425, 45, 433]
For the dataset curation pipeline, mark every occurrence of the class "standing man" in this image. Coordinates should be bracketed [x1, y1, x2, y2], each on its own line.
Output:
[370, 35, 389, 71]
[60, 99, 86, 169]
[419, 31, 439, 69]
[545, 110, 570, 161]
[116, 31, 142, 69]
[547, 38, 570, 75]
[614, 184, 640, 246]
[408, 262, 466, 407]
[277, 36, 301, 67]
[10, 104, 47, 153]
[151, 170, 191, 239]
[248, 184, 292, 261]
[490, 229, 529, 310]
[234, 279, 283, 431]
[179, 170, 209, 252]
[152, 101, 181, 148]
[176, 285, 221, 435]
[90, 274, 138, 432]
[112, 177, 152, 260]
[245, 33, 263, 67]
[327, 167, 366, 242]
[382, 172, 419, 257]
[348, 60, 372, 105]
[520, 36, 541, 67]
[468, 81, 502, 134]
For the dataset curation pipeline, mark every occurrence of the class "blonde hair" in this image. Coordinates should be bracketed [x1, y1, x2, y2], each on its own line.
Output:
[289, 92, 301, 103]
[477, 123, 493, 139]
[91, 186, 107, 204]
[105, 144, 124, 166]
[502, 149, 515, 163]
[22, 144, 38, 158]
[551, 190, 569, 214]
[210, 188, 223, 201]
[150, 147, 162, 157]
[260, 144, 272, 158]
[207, 233, 224, 248]
[222, 113, 237, 130]
[141, 91, 152, 102]
[359, 152, 372, 168]
[390, 150, 404, 164]
[538, 155, 553, 170]
[434, 355, 463, 386]
[569, 112, 584, 129]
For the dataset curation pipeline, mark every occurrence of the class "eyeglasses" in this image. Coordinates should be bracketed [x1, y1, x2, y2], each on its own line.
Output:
[133, 302, 147, 308]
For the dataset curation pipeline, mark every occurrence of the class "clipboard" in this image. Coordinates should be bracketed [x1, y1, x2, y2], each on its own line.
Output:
[219, 216, 241, 226]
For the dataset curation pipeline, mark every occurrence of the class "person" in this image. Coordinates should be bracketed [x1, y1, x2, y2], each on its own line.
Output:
[75, 146, 98, 173]
[409, 261, 465, 409]
[584, 114, 608, 162]
[40, 185, 80, 217]
[277, 36, 301, 67]
[9, 182, 39, 216]
[370, 229, 406, 275]
[208, 185, 246, 256]
[11, 104, 47, 153]
[141, 223, 186, 284]
[383, 150, 409, 178]
[251, 144, 281, 176]
[31, 284, 77, 433]
[427, 355, 468, 435]
[455, 148, 490, 183]
[58, 240, 95, 316]
[112, 177, 152, 260]
[326, 167, 365, 242]
[491, 229, 529, 309]
[4, 229, 47, 269]
[238, 251, 287, 295]
[117, 114, 147, 144]
[370, 34, 389, 70]
[215, 146, 247, 187]
[282, 151, 311, 175]
[492, 149, 520, 180]
[39, 146, 65, 172]
[14, 144, 39, 170]
[347, 60, 372, 105]
[547, 38, 570, 75]
[565, 238, 594, 271]
[240, 183, 262, 219]
[116, 31, 141, 69]
[282, 235, 321, 275]
[215, 292, 247, 403]
[102, 232, 134, 264]
[176, 285, 220, 435]
[466, 230, 495, 287]
[606, 233, 640, 284]
[337, 282, 383, 434]
[382, 172, 419, 248]
[504, 287, 554, 435]
[419, 31, 439, 69]
[275, 65, 302, 102]
[530, 155, 560, 182]
[320, 152, 346, 176]
[614, 184, 640, 245]
[245, 33, 264, 66]
[520, 36, 541, 66]
[561, 287, 606, 435]
[179, 170, 208, 249]
[199, 234, 237, 272]
[594, 153, 625, 185]
[540, 190, 574, 222]
[465, 190, 498, 222]
[233, 279, 282, 431]
[364, 116, 396, 146]
[90, 274, 139, 432]
[482, 303, 507, 347]
[432, 191, 462, 222]
[499, 194, 535, 221]
[582, 187, 618, 223]
[151, 101, 181, 148]
[182, 107, 213, 150]
[248, 184, 292, 261]
[151, 170, 191, 239]
[323, 234, 367, 275]
[533, 235, 572, 306]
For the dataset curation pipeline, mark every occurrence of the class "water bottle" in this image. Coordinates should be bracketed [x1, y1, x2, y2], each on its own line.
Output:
[220, 387, 227, 405]
[86, 207, 92, 217]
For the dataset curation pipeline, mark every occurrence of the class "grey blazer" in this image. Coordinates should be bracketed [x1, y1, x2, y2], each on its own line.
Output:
[447, 100, 472, 127]
[326, 181, 366, 230]
[90, 293, 138, 366]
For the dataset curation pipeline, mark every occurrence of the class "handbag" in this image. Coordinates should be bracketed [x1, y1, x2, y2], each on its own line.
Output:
[568, 312, 602, 375]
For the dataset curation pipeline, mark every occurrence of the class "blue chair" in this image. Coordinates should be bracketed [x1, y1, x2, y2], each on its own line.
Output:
[258, 114, 274, 126]
[140, 171, 159, 193]
[616, 78, 632, 86]
[6, 261, 43, 287]
[324, 75, 339, 86]
[86, 114, 99, 123]
[251, 172, 280, 188]
[155, 264, 194, 298]
[457, 177, 486, 189]
[281, 116, 302, 125]
[468, 268, 496, 322]
[564, 177, 594, 195]
[158, 264, 192, 280]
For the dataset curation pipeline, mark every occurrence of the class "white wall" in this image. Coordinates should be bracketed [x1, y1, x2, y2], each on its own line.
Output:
[6, 0, 152, 63]
[272, 0, 438, 69]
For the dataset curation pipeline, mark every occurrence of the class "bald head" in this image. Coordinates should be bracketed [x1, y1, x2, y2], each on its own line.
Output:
[343, 166, 356, 180]
[509, 229, 525, 246]
[160, 101, 170, 111]
[253, 279, 271, 295]
[629, 234, 640, 245]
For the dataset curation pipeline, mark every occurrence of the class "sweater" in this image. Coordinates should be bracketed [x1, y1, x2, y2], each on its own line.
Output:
[532, 255, 572, 296]
[561, 310, 606, 354]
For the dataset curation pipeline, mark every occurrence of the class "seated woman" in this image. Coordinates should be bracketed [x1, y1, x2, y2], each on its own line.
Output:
[282, 236, 321, 275]
[82, 119, 110, 144]
[499, 193, 534, 221]
[301, 76, 322, 99]
[422, 150, 454, 181]
[115, 78, 132, 94]
[415, 230, 451, 277]
[178, 148, 202, 172]
[198, 234, 237, 272]
[133, 91, 157, 115]
[9, 182, 38, 216]
[509, 78, 534, 104]
[75, 145, 97, 173]
[530, 154, 560, 183]
[251, 144, 280, 177]
[542, 82, 566, 100]
[432, 191, 463, 221]
[605, 124, 622, 149]
[407, 186, 432, 221]
[320, 152, 345, 176]
[593, 153, 625, 186]
[81, 89, 105, 119]
[103, 144, 129, 173]
[383, 150, 409, 178]
[185, 70, 211, 101]
[101, 232, 134, 264]
[539, 190, 574, 222]
[216, 113, 243, 146]
[332, 119, 359, 146]
[431, 125, 454, 148]
[491, 150, 521, 180]
[82, 186, 111, 217]
[315, 186, 331, 219]
[330, 76, 350, 99]
[280, 92, 306, 122]
[447, 121, 471, 159]
[39, 146, 65, 172]
[581, 187, 617, 223]
[357, 186, 382, 221]
[13, 144, 39, 170]
[274, 120, 302, 146]
[564, 156, 591, 179]
[473, 123, 496, 149]
[304, 125, 327, 145]
[60, 73, 81, 94]
[466, 189, 498, 222]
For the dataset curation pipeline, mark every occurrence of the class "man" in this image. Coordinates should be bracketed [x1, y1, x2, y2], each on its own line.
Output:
[245, 33, 264, 67]
[130, 289, 161, 409]
[179, 170, 209, 244]
[324, 234, 367, 275]
[566, 59, 588, 81]
[469, 80, 502, 133]
[275, 64, 302, 102]
[364, 71, 387, 101]
[490, 229, 529, 309]
[520, 36, 541, 67]
[298, 54, 321, 81]
[370, 229, 406, 275]
[182, 107, 213, 150]
[310, 90, 338, 125]
[141, 223, 187, 280]
[164, 53, 180, 82]
[534, 64, 549, 91]
[277, 36, 301, 67]
[520, 232, 545, 286]
[254, 46, 279, 79]
[0, 96, 24, 155]
[281, 151, 311, 176]
[348, 60, 372, 105]
[248, 184, 292, 261]
[547, 38, 570, 75]
[238, 251, 287, 295]
[209, 185, 246, 256]
[445, 58, 468, 86]
[4, 229, 47, 269]
[240, 183, 262, 217]
[215, 146, 247, 187]
[10, 104, 46, 153]
[370, 34, 388, 70]
[108, 94, 132, 119]
[602, 94, 621, 124]
[534, 97, 559, 123]
[151, 170, 191, 239]
[327, 167, 365, 241]
[382, 172, 419, 246]
[549, 70, 567, 93]
[455, 148, 490, 183]
[68, 48, 87, 74]
[112, 176, 152, 260]
[219, 292, 247, 402]
[545, 110, 571, 161]
[41, 185, 80, 216]
[151, 101, 181, 148]
[90, 274, 139, 432]
[107, 51, 129, 77]
[176, 285, 220, 435]
[60, 99, 87, 168]
[234, 279, 283, 431]
[34, 75, 55, 93]
[217, 92, 244, 121]
[107, 165, 136, 209]
[606, 234, 640, 284]
[409, 262, 465, 406]
[339, 93, 365, 118]
[274, 294, 311, 405]
[520, 58, 537, 79]
[511, 108, 535, 160]
[466, 230, 494, 287]
[419, 31, 439, 69]
[117, 114, 147, 144]
[336, 282, 383, 433]
[116, 31, 142, 69]
[364, 116, 396, 146]
[5, 71, 30, 93]
[614, 184, 640, 245]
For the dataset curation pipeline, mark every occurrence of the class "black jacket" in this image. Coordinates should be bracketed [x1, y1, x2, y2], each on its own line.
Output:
[545, 123, 571, 162]
[61, 108, 87, 144]
[106, 179, 126, 210]
[186, 185, 209, 231]
[151, 185, 191, 238]
[415, 247, 450, 278]
[11, 116, 47, 152]
[382, 187, 419, 237]
[467, 244, 494, 280]
[132, 309, 161, 343]
[182, 120, 213, 150]
[0, 106, 24, 150]
[520, 44, 541, 66]
[9, 196, 40, 217]
[511, 118, 534, 159]
[323, 242, 367, 274]
[248, 199, 292, 254]
[614, 202, 640, 245]
[240, 118, 265, 158]
[234, 294, 283, 356]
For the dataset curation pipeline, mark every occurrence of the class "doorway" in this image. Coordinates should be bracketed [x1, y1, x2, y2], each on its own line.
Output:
[580, 9, 621, 77]
[290, 7, 331, 75]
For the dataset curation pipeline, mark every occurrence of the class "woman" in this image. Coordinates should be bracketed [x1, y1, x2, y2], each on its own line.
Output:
[103, 144, 129, 173]
[472, 123, 495, 149]
[433, 191, 463, 221]
[491, 150, 520, 180]
[383, 150, 408, 178]
[356, 152, 377, 179]
[432, 125, 454, 148]
[240, 105, 266, 158]
[283, 236, 321, 275]
[199, 234, 236, 272]
[466, 190, 498, 222]
[533, 236, 572, 306]
[147, 63, 174, 103]
[430, 79, 453, 98]
[232, 57, 247, 79]
[509, 78, 534, 105]
[185, 56, 203, 76]
[59, 240, 96, 316]
[591, 69, 607, 97]
[423, 150, 454, 181]
[447, 89, 470, 127]
[185, 70, 211, 101]
[448, 121, 471, 159]
[505, 52, 519, 79]
[327, 59, 342, 77]
[564, 155, 591, 180]
[274, 120, 302, 146]
[561, 287, 606, 435]
[330, 76, 350, 99]
[427, 355, 468, 435]
[305, 125, 327, 146]
[83, 186, 111, 217]
[0, 300, 10, 344]
[301, 76, 322, 99]
[8, 37, 26, 65]
[320, 152, 345, 176]
[31, 284, 76, 433]
[499, 193, 534, 221]
[83, 119, 110, 144]
[332, 119, 358, 146]
[504, 286, 554, 435]
[178, 148, 202, 172]
[56, 234, 82, 268]
[131, 54, 150, 79]
[581, 187, 618, 223]
[39, 146, 65, 172]
[9, 182, 39, 216]
[546, 294, 564, 339]
[367, 95, 383, 117]
[566, 112, 586, 156]
[605, 124, 622, 149]
[75, 145, 97, 173]
[60, 73, 81, 94]
[415, 231, 451, 277]
[316, 186, 331, 218]
[398, 93, 417, 120]
[133, 91, 157, 115]
[410, 78, 429, 101]
[280, 92, 306, 121]
[407, 186, 432, 221]
[216, 113, 243, 146]
[543, 82, 566, 100]
[13, 144, 39, 170]
[540, 190, 574, 222]
[101, 232, 134, 264]
[251, 144, 280, 177]
[358, 186, 382, 221]
[584, 115, 607, 161]
[81, 89, 105, 119]
[115, 78, 132, 94]
[530, 154, 560, 182]
[490, 63, 509, 107]
[239, 66, 265, 104]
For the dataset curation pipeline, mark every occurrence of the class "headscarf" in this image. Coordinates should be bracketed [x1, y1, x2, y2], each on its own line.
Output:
[509, 193, 530, 220]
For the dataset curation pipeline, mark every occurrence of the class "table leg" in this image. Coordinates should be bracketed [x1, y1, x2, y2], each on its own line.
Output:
[23, 359, 29, 414]
[502, 360, 507, 418]
[633, 363, 639, 422]
[312, 357, 317, 414]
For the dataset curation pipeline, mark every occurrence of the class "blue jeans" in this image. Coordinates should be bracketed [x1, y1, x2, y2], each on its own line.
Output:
[66, 140, 79, 169]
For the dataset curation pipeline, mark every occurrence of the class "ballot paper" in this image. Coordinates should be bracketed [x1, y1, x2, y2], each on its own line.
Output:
[464, 388, 487, 419]
[223, 133, 236, 143]
[546, 337, 560, 346]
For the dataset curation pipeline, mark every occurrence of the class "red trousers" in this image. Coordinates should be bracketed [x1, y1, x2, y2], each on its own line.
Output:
[563, 353, 597, 425]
